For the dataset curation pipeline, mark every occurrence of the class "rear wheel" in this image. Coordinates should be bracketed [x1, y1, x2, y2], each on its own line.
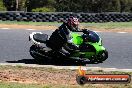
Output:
[29, 45, 50, 62]
[30, 45, 38, 59]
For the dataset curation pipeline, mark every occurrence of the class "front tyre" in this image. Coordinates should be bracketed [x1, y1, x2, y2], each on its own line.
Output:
[97, 50, 108, 62]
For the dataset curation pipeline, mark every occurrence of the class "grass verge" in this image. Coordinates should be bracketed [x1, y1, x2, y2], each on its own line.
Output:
[0, 21, 61, 26]
[0, 82, 131, 88]
[81, 22, 132, 29]
[0, 65, 131, 88]
[0, 82, 42, 88]
[0, 21, 132, 29]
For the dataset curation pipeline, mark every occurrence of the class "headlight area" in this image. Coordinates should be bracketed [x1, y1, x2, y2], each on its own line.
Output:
[99, 39, 103, 46]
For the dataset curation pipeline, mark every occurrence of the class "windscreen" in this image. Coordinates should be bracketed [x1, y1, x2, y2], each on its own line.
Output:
[88, 31, 100, 43]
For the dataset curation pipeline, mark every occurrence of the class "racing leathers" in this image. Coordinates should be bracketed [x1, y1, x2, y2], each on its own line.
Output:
[46, 22, 79, 56]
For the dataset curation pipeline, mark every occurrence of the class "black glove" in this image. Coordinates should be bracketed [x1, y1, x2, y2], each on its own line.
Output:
[68, 43, 79, 50]
[82, 29, 89, 34]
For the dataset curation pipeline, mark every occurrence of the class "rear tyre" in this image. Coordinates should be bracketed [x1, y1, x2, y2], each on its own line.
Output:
[29, 45, 38, 59]
[29, 45, 48, 62]
[29, 45, 53, 62]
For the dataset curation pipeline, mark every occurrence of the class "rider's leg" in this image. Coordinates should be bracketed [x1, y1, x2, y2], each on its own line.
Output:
[59, 48, 70, 57]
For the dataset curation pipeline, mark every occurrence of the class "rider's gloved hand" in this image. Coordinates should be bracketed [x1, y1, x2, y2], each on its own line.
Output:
[82, 29, 89, 34]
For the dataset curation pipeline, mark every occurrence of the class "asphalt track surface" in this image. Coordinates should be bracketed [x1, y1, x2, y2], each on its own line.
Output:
[0, 28, 132, 69]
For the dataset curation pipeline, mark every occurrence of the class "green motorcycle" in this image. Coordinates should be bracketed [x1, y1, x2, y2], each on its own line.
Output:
[29, 30, 108, 63]
[69, 30, 108, 63]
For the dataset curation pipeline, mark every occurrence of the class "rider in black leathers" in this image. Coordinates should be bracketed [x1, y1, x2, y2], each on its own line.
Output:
[46, 16, 82, 56]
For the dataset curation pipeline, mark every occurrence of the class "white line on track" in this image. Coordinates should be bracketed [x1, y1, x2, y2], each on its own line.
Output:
[0, 63, 132, 72]
[26, 29, 36, 30]
[117, 32, 127, 33]
[1, 28, 10, 30]
[0, 28, 129, 34]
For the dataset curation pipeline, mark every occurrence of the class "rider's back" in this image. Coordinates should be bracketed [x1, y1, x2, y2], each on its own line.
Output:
[47, 22, 71, 50]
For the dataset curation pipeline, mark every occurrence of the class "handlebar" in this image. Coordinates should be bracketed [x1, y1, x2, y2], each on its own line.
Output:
[72, 29, 89, 34]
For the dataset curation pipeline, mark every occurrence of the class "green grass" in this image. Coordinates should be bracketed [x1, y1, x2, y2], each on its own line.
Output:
[0, 82, 131, 88]
[0, 21, 61, 26]
[0, 21, 132, 29]
[0, 82, 42, 88]
[81, 22, 132, 29]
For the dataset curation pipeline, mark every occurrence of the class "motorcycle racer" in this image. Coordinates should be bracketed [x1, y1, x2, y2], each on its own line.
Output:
[29, 20, 108, 62]
[46, 16, 81, 56]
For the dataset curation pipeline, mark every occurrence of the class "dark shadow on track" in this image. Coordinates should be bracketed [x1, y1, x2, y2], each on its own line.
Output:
[6, 58, 99, 66]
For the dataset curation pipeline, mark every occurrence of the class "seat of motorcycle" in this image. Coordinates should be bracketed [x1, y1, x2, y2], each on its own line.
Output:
[33, 33, 48, 43]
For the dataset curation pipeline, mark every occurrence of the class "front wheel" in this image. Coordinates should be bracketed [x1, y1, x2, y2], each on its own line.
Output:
[97, 50, 108, 62]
